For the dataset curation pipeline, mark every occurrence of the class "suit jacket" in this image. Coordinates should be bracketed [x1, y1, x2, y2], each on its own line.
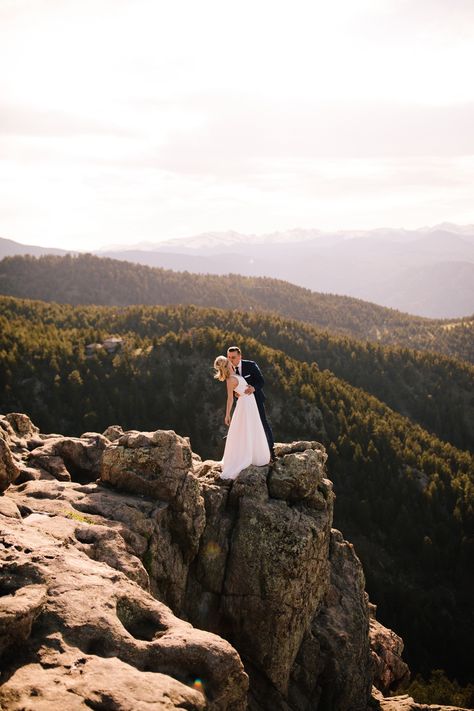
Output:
[239, 359, 266, 403]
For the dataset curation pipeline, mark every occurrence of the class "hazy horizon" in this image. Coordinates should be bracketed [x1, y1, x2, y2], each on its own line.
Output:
[3, 221, 474, 253]
[1, 0, 474, 251]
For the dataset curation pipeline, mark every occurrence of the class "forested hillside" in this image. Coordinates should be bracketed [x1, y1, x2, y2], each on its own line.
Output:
[1, 296, 472, 454]
[0, 295, 472, 684]
[1, 253, 473, 362]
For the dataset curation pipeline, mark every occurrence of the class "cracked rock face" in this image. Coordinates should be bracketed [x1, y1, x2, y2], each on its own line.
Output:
[287, 529, 372, 711]
[0, 437, 20, 493]
[1, 413, 108, 487]
[26, 433, 109, 484]
[0, 501, 248, 710]
[371, 687, 467, 711]
[187, 451, 336, 703]
[97, 430, 371, 709]
[0, 416, 22, 492]
[369, 602, 410, 694]
[0, 416, 423, 711]
[100, 429, 206, 612]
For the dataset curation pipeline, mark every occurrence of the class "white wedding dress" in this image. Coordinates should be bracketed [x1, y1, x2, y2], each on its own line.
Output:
[220, 373, 271, 480]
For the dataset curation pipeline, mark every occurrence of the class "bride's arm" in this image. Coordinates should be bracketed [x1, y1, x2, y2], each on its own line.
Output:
[225, 377, 235, 425]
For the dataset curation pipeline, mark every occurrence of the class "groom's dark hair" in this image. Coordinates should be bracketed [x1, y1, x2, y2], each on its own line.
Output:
[227, 346, 241, 354]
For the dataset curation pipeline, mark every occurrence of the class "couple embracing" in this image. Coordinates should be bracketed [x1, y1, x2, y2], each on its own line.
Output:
[213, 346, 275, 480]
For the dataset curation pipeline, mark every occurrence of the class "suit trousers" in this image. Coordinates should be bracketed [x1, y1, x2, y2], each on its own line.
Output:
[255, 395, 275, 454]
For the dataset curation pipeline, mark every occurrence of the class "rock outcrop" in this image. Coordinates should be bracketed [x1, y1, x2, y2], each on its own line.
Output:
[287, 528, 371, 710]
[0, 415, 467, 710]
[0, 416, 21, 492]
[371, 688, 467, 711]
[369, 602, 410, 694]
[0, 504, 247, 710]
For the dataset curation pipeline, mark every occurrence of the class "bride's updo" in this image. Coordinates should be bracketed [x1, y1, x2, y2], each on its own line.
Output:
[214, 355, 233, 381]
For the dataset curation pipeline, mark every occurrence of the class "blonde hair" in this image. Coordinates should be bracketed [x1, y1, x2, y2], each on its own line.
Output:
[214, 355, 233, 381]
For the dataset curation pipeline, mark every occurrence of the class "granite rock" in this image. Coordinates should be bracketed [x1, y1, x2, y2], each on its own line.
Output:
[2, 417, 448, 711]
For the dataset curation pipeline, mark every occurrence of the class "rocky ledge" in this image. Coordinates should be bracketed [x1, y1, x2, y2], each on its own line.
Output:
[0, 414, 467, 711]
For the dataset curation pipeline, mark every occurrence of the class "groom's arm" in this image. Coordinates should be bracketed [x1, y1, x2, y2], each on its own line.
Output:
[246, 361, 265, 392]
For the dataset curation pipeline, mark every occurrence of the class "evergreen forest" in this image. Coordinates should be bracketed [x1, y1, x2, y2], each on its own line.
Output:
[0, 294, 473, 687]
[1, 253, 473, 363]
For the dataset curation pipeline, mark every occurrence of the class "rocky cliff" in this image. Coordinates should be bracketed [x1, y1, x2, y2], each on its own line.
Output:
[0, 413, 465, 711]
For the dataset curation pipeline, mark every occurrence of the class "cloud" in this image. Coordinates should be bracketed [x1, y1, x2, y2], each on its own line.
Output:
[142, 95, 474, 179]
[0, 104, 133, 137]
[359, 0, 474, 40]
[1, 0, 474, 247]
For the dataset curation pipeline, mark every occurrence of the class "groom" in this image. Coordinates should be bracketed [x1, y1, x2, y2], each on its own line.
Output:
[227, 346, 276, 462]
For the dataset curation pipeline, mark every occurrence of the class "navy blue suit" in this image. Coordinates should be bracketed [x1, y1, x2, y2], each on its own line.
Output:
[238, 359, 275, 455]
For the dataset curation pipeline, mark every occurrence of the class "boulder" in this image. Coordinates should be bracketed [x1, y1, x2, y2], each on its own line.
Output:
[0, 415, 16, 445]
[267, 445, 329, 506]
[28, 433, 108, 483]
[370, 602, 411, 693]
[0, 582, 47, 657]
[100, 428, 206, 610]
[102, 424, 124, 441]
[0, 496, 21, 518]
[0, 499, 248, 710]
[3, 424, 438, 711]
[371, 687, 468, 711]
[1, 657, 210, 711]
[5, 412, 39, 439]
[101, 429, 193, 499]
[0, 436, 20, 492]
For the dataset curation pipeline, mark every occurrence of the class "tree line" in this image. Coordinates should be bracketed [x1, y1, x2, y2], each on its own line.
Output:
[1, 296, 473, 453]
[0, 295, 472, 686]
[0, 253, 473, 362]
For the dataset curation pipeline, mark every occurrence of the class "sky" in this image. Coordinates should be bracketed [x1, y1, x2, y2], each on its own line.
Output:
[1, 0, 474, 250]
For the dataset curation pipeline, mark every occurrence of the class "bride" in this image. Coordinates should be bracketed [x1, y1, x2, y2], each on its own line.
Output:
[213, 355, 271, 480]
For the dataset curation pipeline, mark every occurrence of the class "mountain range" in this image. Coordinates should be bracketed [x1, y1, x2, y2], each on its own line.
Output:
[1, 223, 474, 318]
[96, 224, 474, 318]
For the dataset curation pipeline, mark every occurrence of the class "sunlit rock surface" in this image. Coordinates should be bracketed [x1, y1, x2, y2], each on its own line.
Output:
[1, 415, 466, 710]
